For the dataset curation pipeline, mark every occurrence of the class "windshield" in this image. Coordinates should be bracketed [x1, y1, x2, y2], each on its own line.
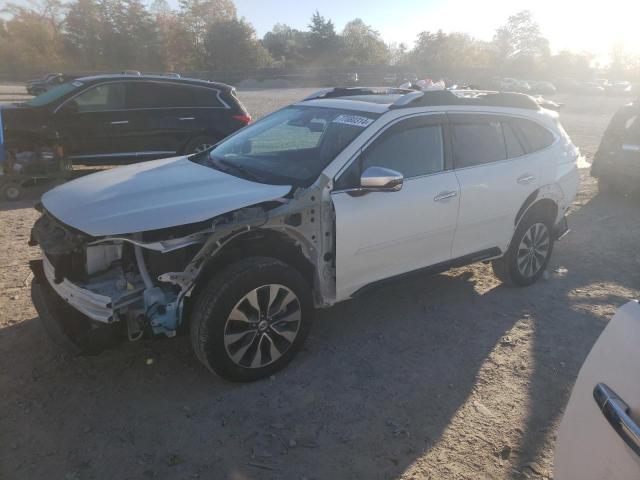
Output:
[200, 105, 379, 186]
[24, 81, 82, 107]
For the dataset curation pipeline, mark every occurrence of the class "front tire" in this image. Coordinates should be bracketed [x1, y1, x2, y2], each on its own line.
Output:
[190, 257, 312, 382]
[492, 212, 555, 286]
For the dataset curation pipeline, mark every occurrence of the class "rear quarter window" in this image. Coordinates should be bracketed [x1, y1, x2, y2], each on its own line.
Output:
[513, 118, 555, 153]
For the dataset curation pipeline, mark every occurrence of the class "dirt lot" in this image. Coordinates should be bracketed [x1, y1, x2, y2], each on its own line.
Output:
[1, 89, 639, 480]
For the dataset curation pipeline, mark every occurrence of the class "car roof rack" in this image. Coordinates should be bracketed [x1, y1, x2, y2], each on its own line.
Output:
[303, 87, 413, 101]
[122, 70, 142, 76]
[390, 89, 541, 110]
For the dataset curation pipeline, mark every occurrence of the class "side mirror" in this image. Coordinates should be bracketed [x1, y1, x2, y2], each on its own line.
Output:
[360, 166, 404, 192]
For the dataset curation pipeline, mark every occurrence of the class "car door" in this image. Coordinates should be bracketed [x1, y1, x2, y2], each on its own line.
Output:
[125, 81, 182, 157]
[555, 300, 640, 480]
[331, 114, 460, 300]
[449, 113, 543, 258]
[125, 81, 228, 157]
[55, 82, 136, 161]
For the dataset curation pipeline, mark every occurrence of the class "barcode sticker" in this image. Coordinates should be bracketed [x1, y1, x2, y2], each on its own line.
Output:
[332, 114, 374, 128]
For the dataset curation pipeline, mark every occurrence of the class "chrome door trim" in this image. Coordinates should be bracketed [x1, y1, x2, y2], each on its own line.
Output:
[54, 80, 229, 114]
[434, 190, 458, 201]
[67, 150, 176, 160]
[594, 383, 640, 457]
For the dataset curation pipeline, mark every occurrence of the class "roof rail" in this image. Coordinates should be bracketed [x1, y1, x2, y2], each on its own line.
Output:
[390, 89, 540, 110]
[122, 70, 142, 76]
[164, 72, 181, 78]
[303, 87, 413, 101]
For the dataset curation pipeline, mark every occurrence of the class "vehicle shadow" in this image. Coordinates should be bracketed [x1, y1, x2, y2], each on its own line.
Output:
[0, 190, 637, 480]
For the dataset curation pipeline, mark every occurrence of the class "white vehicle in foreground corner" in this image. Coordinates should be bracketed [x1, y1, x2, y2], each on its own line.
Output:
[555, 300, 640, 479]
[29, 88, 580, 382]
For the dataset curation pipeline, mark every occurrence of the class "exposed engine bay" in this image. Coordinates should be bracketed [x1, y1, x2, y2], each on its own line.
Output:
[30, 176, 336, 344]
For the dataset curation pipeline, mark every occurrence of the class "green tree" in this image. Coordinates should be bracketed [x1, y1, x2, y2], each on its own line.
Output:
[492, 10, 550, 73]
[203, 18, 272, 71]
[409, 30, 491, 73]
[262, 23, 308, 67]
[0, 0, 67, 73]
[178, 0, 237, 63]
[306, 10, 341, 65]
[341, 18, 389, 66]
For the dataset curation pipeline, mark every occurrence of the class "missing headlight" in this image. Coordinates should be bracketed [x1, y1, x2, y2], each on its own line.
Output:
[86, 243, 123, 275]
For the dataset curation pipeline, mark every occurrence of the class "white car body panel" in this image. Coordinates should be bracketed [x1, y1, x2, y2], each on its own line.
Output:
[41, 156, 292, 236]
[332, 171, 460, 300]
[555, 300, 640, 479]
[452, 154, 542, 257]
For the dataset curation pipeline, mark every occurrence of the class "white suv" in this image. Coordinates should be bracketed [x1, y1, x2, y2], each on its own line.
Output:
[29, 88, 580, 382]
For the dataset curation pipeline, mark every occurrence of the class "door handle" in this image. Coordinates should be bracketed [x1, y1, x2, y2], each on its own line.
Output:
[434, 191, 458, 202]
[593, 383, 640, 457]
[110, 120, 129, 125]
[179, 117, 195, 121]
[517, 174, 535, 185]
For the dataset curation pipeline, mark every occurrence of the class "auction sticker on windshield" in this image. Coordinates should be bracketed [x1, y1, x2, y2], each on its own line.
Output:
[332, 114, 374, 128]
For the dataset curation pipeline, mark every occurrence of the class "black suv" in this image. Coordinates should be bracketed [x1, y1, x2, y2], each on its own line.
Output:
[1, 74, 251, 163]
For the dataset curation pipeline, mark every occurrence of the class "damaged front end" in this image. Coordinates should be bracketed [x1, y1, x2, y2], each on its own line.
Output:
[29, 176, 336, 354]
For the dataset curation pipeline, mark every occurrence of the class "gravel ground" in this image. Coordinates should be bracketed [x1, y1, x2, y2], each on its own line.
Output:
[1, 88, 639, 480]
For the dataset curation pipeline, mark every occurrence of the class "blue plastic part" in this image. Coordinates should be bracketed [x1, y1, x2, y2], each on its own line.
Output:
[143, 287, 179, 337]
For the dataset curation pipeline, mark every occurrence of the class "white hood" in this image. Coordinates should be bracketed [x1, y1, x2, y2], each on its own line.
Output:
[42, 156, 292, 236]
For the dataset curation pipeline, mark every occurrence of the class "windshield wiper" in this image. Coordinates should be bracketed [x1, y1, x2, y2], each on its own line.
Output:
[216, 158, 265, 183]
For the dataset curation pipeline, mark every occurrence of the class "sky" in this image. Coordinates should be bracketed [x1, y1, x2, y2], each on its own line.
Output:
[222, 0, 640, 57]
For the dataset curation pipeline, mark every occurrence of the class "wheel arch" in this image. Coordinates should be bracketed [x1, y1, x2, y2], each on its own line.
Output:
[180, 131, 225, 155]
[186, 228, 316, 315]
[514, 185, 562, 230]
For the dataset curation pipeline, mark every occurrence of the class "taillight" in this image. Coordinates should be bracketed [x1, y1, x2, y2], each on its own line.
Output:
[232, 114, 251, 125]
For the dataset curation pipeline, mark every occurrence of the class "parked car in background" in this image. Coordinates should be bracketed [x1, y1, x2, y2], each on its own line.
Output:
[345, 72, 359, 85]
[554, 77, 580, 92]
[2, 73, 251, 165]
[555, 300, 640, 480]
[591, 99, 640, 193]
[383, 73, 398, 85]
[25, 73, 76, 96]
[577, 81, 606, 95]
[29, 87, 580, 382]
[500, 78, 532, 93]
[528, 80, 557, 95]
[607, 81, 634, 96]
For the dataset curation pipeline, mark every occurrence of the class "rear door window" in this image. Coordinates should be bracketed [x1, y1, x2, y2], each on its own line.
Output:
[190, 86, 225, 107]
[452, 121, 506, 168]
[127, 82, 225, 109]
[502, 122, 526, 158]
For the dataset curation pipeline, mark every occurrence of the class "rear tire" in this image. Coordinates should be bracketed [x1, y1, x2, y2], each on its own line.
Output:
[185, 136, 219, 154]
[190, 257, 312, 382]
[492, 211, 555, 286]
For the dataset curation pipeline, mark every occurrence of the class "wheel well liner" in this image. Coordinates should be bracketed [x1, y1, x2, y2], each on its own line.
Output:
[186, 229, 315, 308]
[518, 197, 558, 226]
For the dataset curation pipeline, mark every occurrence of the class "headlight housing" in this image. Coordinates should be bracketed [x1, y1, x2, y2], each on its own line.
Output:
[86, 243, 123, 275]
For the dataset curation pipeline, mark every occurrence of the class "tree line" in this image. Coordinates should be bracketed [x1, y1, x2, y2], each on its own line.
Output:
[0, 0, 636, 80]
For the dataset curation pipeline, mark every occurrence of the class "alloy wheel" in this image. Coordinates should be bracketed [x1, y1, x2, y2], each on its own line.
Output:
[516, 222, 550, 278]
[223, 284, 301, 369]
[193, 143, 213, 154]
